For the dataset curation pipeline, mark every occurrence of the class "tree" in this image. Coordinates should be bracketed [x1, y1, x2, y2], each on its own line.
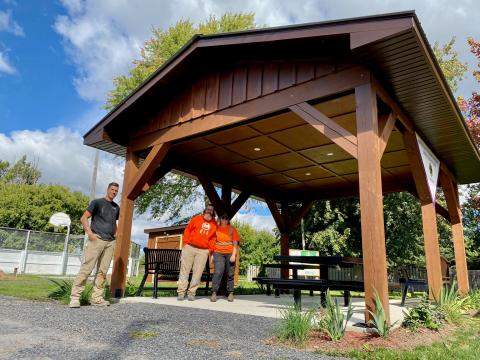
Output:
[0, 183, 88, 235]
[235, 221, 279, 274]
[433, 37, 468, 93]
[105, 13, 258, 222]
[0, 155, 41, 185]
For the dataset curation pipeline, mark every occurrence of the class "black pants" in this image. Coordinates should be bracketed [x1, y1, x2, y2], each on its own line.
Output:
[212, 252, 235, 293]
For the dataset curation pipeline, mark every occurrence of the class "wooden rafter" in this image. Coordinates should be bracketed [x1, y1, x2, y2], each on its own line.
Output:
[142, 162, 172, 192]
[265, 198, 286, 233]
[286, 201, 314, 233]
[126, 143, 171, 200]
[378, 112, 396, 155]
[230, 191, 251, 218]
[435, 202, 451, 223]
[289, 102, 358, 159]
[197, 175, 226, 216]
[129, 66, 369, 152]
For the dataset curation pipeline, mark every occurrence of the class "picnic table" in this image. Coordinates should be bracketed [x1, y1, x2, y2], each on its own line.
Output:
[254, 255, 364, 308]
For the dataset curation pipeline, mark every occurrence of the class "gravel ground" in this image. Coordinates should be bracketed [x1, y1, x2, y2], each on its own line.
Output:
[0, 295, 343, 360]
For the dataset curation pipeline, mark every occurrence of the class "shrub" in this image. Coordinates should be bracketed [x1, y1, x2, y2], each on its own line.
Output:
[317, 289, 353, 341]
[48, 279, 92, 305]
[277, 305, 315, 344]
[463, 289, 480, 311]
[367, 290, 397, 338]
[402, 294, 444, 331]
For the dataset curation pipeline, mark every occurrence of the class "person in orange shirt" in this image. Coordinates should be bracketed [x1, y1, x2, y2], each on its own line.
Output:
[177, 204, 217, 301]
[210, 213, 240, 302]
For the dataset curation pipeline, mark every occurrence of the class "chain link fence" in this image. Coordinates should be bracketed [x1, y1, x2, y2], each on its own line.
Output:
[0, 227, 141, 277]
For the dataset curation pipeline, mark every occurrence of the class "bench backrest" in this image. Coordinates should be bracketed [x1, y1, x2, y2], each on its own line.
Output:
[142, 247, 210, 275]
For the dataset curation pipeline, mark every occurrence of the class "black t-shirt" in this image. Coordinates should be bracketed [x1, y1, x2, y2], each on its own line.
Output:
[87, 198, 120, 241]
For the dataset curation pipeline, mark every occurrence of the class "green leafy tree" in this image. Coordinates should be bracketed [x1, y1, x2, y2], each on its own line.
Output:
[234, 221, 279, 274]
[0, 155, 41, 185]
[105, 13, 258, 222]
[0, 183, 88, 235]
[106, 13, 256, 109]
[433, 37, 468, 93]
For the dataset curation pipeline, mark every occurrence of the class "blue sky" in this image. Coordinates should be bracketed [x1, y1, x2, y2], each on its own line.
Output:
[0, 1, 94, 134]
[0, 0, 479, 243]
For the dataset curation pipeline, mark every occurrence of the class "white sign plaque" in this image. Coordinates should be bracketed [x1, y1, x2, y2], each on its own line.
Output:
[416, 133, 440, 201]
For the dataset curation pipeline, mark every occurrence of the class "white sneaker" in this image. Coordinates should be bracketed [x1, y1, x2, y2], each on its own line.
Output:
[69, 299, 80, 308]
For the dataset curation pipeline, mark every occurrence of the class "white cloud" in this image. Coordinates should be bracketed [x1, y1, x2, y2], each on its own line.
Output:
[234, 212, 276, 233]
[54, 0, 479, 103]
[0, 9, 24, 36]
[0, 51, 16, 74]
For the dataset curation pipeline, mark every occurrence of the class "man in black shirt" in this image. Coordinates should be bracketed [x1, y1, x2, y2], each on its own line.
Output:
[69, 182, 120, 308]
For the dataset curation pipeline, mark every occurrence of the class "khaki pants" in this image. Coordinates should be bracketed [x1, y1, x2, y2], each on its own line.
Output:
[71, 238, 116, 302]
[177, 245, 209, 296]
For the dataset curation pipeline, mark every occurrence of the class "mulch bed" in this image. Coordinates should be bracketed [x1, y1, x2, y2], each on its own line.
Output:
[266, 324, 456, 354]
[308, 325, 456, 354]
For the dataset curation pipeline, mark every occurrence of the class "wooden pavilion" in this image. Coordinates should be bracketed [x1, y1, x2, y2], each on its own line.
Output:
[84, 11, 480, 322]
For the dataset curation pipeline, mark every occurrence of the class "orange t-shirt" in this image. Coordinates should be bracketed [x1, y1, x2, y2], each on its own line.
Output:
[183, 214, 217, 251]
[214, 225, 240, 254]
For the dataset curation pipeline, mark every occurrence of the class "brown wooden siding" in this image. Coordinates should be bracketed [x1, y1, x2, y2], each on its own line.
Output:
[133, 59, 349, 138]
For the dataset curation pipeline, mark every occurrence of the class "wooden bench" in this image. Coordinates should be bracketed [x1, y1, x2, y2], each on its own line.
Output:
[399, 256, 451, 306]
[136, 248, 212, 298]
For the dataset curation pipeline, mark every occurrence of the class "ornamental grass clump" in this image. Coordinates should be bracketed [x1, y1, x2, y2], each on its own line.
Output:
[277, 305, 315, 345]
[48, 279, 92, 305]
[434, 281, 467, 325]
[367, 290, 397, 338]
[317, 289, 353, 341]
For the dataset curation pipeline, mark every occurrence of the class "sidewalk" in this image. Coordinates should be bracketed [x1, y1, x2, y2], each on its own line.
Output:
[121, 294, 406, 331]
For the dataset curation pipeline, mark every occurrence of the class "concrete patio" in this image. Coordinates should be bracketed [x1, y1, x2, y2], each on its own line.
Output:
[120, 294, 409, 331]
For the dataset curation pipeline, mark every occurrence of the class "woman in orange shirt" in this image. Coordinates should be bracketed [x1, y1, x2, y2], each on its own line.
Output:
[210, 213, 240, 302]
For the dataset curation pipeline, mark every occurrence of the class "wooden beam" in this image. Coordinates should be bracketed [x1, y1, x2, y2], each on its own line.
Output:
[230, 191, 251, 218]
[286, 201, 314, 233]
[126, 143, 171, 200]
[378, 112, 396, 156]
[435, 202, 451, 223]
[265, 198, 286, 234]
[290, 102, 358, 158]
[403, 130, 443, 300]
[372, 76, 414, 132]
[110, 149, 139, 297]
[129, 66, 370, 152]
[372, 75, 457, 180]
[355, 82, 390, 323]
[197, 175, 226, 216]
[141, 163, 172, 192]
[221, 184, 232, 215]
[439, 170, 469, 295]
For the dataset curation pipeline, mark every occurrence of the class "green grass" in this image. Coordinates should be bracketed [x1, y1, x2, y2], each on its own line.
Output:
[129, 330, 159, 339]
[0, 274, 57, 300]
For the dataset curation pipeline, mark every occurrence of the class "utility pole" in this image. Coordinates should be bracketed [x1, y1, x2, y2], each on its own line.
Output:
[82, 150, 99, 255]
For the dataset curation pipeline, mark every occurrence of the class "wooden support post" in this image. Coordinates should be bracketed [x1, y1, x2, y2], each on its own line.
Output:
[355, 82, 390, 323]
[403, 131, 443, 300]
[111, 149, 139, 297]
[440, 171, 469, 295]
